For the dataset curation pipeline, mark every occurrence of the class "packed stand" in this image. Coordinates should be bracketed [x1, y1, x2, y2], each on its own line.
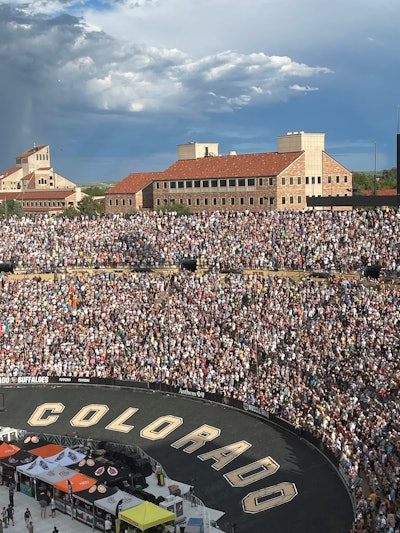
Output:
[0, 209, 399, 274]
[0, 209, 400, 533]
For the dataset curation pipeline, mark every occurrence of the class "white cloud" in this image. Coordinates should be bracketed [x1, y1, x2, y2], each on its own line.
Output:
[0, 7, 332, 118]
[290, 84, 319, 92]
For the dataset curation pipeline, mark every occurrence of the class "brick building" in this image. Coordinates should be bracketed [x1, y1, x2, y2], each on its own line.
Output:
[0, 144, 84, 214]
[106, 132, 352, 214]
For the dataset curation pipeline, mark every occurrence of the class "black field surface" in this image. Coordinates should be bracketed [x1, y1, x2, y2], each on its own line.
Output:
[0, 385, 354, 533]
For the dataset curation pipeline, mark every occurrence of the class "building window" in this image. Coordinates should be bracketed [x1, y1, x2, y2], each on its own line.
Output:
[317, 176, 321, 184]
[238, 179, 245, 187]
[178, 181, 184, 189]
[259, 197, 264, 205]
[164, 199, 168, 205]
[306, 177, 309, 185]
[156, 182, 160, 189]
[229, 179, 236, 187]
[290, 196, 294, 204]
[188, 198, 192, 205]
[297, 196, 302, 203]
[122, 199, 125, 206]
[129, 199, 132, 205]
[281, 177, 286, 185]
[289, 177, 294, 185]
[221, 198, 226, 206]
[213, 198, 217, 205]
[259, 178, 263, 186]
[336, 175, 340, 183]
[281, 197, 286, 205]
[220, 179, 227, 187]
[196, 198, 200, 205]
[230, 197, 235, 205]
[156, 199, 160, 206]
[211, 180, 218, 188]
[240, 197, 244, 205]
[297, 177, 301, 185]
[249, 197, 254, 205]
[248, 178, 255, 186]
[344, 175, 348, 183]
[109, 199, 112, 206]
[204, 198, 208, 205]
[194, 180, 201, 188]
[170, 198, 175, 204]
[186, 181, 192, 188]
[311, 177, 315, 185]
[328, 176, 332, 184]
[170, 181, 176, 189]
[202, 180, 209, 188]
[115, 199, 119, 206]
[163, 182, 168, 189]
[179, 198, 184, 204]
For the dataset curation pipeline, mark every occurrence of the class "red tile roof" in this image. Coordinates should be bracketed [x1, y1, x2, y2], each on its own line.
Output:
[0, 167, 20, 180]
[108, 172, 162, 194]
[16, 145, 48, 159]
[162, 151, 303, 180]
[22, 172, 34, 181]
[107, 152, 303, 194]
[0, 190, 74, 201]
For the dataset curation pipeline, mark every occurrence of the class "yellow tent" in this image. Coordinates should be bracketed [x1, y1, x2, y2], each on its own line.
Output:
[119, 501, 175, 531]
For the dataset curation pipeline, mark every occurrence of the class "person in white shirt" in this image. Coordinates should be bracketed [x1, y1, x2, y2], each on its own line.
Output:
[105, 516, 112, 532]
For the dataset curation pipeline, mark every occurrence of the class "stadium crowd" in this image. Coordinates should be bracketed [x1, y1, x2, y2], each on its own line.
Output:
[1, 210, 400, 532]
[0, 209, 399, 274]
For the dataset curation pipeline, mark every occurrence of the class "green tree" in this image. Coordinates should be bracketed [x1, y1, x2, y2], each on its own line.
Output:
[0, 199, 24, 217]
[380, 167, 397, 189]
[352, 172, 374, 192]
[81, 185, 109, 197]
[353, 168, 397, 192]
[61, 206, 80, 217]
[77, 195, 105, 215]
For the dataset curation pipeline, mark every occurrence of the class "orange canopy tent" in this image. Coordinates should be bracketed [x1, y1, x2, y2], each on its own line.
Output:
[31, 444, 65, 458]
[0, 442, 20, 459]
[53, 472, 96, 493]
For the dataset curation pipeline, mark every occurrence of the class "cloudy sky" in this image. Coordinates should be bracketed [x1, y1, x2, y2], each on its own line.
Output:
[1, 0, 399, 183]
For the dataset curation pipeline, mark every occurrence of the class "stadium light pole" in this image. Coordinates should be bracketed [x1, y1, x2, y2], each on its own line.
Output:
[373, 142, 377, 196]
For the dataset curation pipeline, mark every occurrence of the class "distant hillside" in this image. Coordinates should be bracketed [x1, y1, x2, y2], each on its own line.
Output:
[80, 181, 117, 190]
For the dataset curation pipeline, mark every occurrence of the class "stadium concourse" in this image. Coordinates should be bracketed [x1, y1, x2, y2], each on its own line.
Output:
[0, 482, 90, 532]
[0, 424, 223, 533]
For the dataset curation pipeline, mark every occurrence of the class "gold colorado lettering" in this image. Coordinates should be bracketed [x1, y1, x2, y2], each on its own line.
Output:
[224, 457, 280, 487]
[28, 403, 65, 426]
[198, 441, 251, 471]
[105, 408, 138, 433]
[70, 404, 109, 427]
[140, 416, 183, 440]
[171, 424, 221, 453]
[242, 482, 298, 513]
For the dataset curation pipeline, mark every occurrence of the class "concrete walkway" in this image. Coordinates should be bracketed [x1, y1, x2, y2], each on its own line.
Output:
[0, 484, 91, 533]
